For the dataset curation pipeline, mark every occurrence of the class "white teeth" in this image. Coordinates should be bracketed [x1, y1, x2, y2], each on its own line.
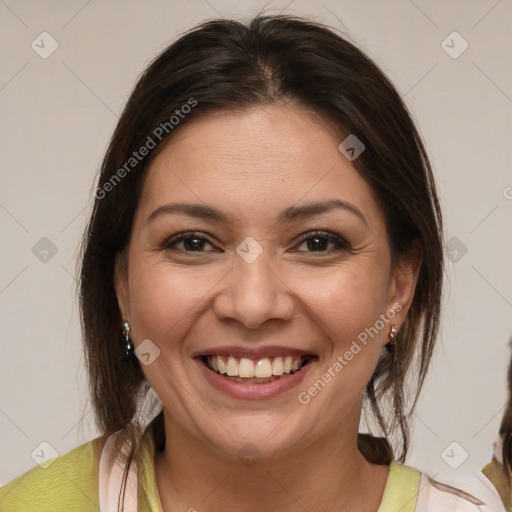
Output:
[217, 356, 226, 374]
[238, 358, 255, 378]
[226, 356, 238, 376]
[206, 355, 308, 378]
[254, 358, 273, 378]
[272, 356, 284, 375]
[231, 376, 277, 384]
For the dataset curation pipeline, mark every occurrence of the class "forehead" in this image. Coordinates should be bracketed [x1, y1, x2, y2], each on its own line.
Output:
[137, 105, 384, 229]
[149, 106, 341, 180]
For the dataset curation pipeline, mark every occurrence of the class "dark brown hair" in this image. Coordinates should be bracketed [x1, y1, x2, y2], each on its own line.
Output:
[79, 13, 443, 483]
[499, 337, 512, 479]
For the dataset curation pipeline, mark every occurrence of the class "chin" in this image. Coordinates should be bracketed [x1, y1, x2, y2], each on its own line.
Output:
[195, 413, 312, 463]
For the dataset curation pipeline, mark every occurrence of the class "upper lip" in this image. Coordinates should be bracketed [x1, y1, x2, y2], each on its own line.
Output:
[193, 345, 316, 359]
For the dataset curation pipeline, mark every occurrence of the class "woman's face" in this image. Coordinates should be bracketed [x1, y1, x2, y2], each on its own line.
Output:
[115, 105, 418, 460]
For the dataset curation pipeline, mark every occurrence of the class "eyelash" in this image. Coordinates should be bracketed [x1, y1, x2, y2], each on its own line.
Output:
[161, 230, 351, 255]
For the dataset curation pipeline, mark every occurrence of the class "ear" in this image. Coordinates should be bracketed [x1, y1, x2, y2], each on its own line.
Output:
[114, 249, 130, 322]
[385, 246, 422, 333]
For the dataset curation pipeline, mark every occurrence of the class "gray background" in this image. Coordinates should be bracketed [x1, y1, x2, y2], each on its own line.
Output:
[1, 0, 511, 486]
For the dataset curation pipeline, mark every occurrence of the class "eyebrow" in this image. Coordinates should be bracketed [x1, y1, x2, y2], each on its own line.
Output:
[147, 199, 367, 226]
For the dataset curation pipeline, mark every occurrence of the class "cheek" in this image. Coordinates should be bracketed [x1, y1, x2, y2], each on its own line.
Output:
[294, 264, 390, 400]
[295, 262, 389, 344]
[127, 256, 208, 347]
[293, 267, 390, 414]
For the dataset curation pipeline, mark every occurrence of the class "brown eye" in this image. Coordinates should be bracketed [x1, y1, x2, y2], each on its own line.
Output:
[162, 232, 217, 252]
[295, 231, 350, 253]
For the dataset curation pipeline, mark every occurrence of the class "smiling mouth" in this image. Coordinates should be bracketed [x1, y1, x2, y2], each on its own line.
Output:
[200, 355, 316, 384]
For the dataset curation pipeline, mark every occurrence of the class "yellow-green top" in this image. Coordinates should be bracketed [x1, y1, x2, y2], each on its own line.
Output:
[482, 459, 512, 511]
[0, 432, 420, 512]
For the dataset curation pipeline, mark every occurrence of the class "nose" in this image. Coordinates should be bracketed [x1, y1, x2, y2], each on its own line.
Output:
[212, 250, 295, 330]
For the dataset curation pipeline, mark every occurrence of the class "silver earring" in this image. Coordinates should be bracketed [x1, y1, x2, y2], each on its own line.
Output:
[122, 321, 134, 360]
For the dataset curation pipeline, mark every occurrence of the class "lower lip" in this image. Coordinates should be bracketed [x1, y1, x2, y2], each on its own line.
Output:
[196, 358, 315, 400]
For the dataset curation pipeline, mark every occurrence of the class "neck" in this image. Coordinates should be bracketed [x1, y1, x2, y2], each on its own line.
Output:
[154, 412, 390, 512]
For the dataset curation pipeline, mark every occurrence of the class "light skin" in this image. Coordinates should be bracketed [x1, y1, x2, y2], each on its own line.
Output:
[115, 104, 421, 511]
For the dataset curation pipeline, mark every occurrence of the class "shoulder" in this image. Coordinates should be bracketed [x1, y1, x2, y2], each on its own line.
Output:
[414, 466, 507, 512]
[0, 438, 102, 512]
[482, 459, 512, 510]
